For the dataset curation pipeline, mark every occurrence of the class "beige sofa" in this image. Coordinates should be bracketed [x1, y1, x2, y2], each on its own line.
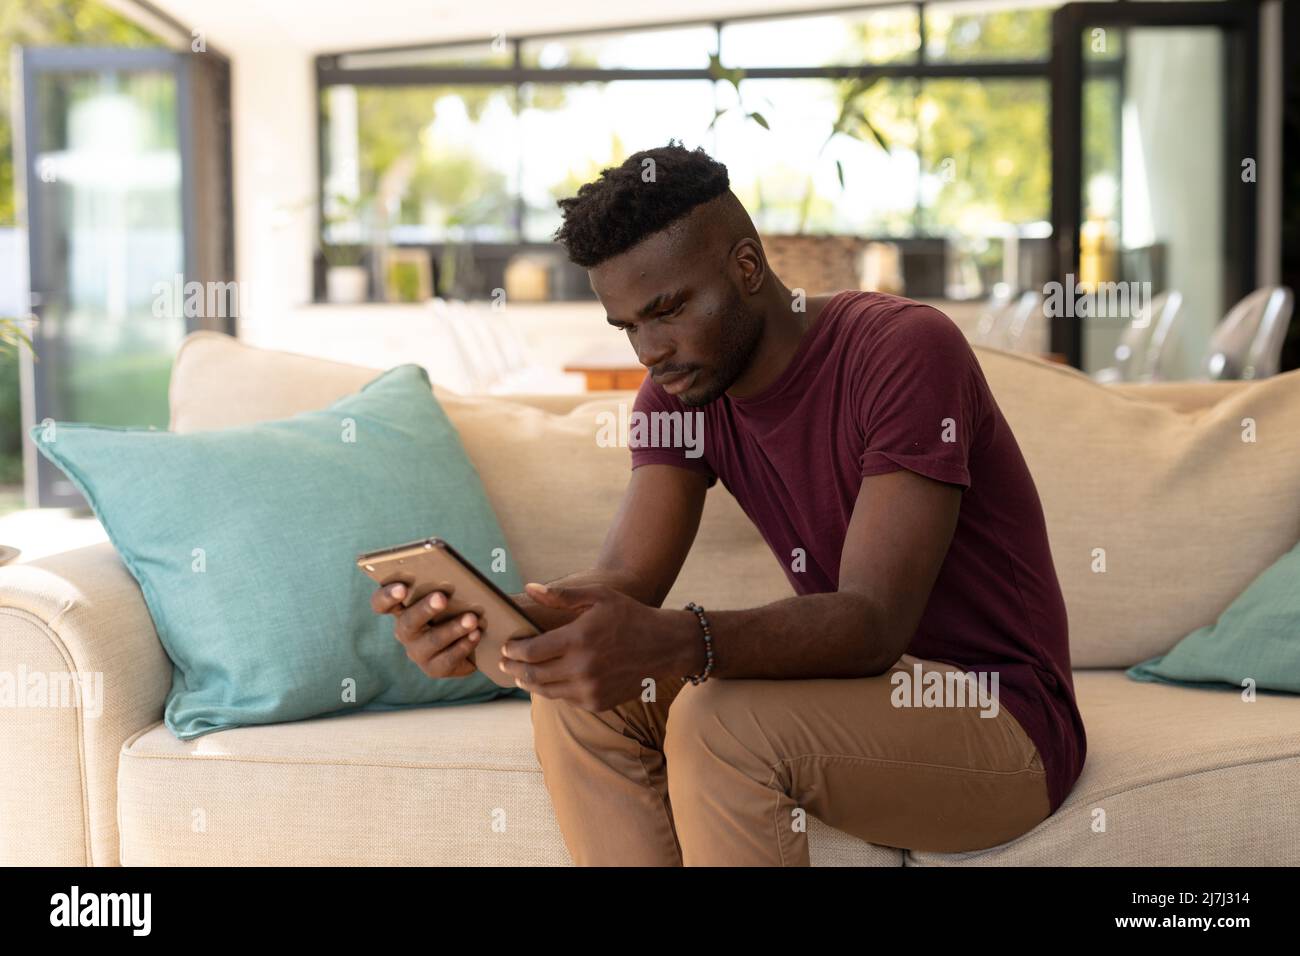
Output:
[4, 330, 1299, 867]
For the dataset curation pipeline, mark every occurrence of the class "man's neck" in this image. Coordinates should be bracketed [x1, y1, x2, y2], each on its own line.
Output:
[725, 290, 837, 401]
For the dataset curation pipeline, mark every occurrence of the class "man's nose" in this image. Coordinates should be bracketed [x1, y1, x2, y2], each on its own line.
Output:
[635, 328, 673, 370]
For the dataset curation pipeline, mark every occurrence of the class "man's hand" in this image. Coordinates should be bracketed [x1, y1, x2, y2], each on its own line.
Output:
[370, 583, 483, 679]
[497, 582, 700, 712]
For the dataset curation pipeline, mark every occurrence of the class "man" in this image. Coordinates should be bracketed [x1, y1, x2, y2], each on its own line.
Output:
[371, 140, 1086, 866]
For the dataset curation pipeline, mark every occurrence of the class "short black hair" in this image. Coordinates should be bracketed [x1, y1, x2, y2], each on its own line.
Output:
[552, 138, 731, 268]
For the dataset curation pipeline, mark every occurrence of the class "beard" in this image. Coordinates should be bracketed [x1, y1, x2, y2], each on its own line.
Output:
[677, 284, 764, 407]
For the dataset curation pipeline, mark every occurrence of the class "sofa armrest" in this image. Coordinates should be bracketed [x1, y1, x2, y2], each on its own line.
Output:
[0, 541, 171, 865]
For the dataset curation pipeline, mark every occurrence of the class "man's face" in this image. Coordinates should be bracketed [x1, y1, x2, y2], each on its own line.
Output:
[589, 231, 764, 407]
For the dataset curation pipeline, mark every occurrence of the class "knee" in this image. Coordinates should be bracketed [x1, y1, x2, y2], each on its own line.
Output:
[663, 680, 764, 775]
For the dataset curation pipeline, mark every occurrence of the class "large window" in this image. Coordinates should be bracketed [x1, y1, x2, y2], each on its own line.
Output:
[518, 80, 718, 242]
[316, 1, 1062, 299]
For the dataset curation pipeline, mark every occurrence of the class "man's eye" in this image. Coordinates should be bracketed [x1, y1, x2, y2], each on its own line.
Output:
[662, 302, 685, 318]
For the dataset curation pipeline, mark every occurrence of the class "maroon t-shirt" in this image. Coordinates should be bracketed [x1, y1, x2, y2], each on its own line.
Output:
[629, 290, 1086, 814]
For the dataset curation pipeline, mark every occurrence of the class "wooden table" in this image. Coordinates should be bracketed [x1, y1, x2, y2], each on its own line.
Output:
[564, 346, 1071, 391]
[563, 346, 647, 391]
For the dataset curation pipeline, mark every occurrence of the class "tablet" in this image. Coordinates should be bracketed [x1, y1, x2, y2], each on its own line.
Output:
[357, 537, 540, 689]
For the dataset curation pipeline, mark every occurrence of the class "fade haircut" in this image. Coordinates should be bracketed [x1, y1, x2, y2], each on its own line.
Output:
[552, 138, 731, 268]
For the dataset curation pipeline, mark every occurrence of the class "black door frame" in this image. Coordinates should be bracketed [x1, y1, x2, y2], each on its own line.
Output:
[16, 46, 234, 508]
[1049, 1, 1260, 368]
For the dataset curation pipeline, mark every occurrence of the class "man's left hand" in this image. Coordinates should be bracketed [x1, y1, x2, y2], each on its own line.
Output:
[498, 582, 697, 712]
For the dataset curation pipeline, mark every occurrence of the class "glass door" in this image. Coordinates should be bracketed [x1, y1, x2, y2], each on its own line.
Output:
[17, 47, 232, 508]
[1050, 2, 1258, 375]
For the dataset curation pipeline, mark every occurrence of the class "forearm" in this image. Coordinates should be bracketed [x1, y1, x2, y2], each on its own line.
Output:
[663, 591, 902, 681]
[512, 567, 653, 632]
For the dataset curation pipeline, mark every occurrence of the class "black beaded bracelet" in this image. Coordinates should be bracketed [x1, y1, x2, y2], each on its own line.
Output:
[682, 601, 715, 685]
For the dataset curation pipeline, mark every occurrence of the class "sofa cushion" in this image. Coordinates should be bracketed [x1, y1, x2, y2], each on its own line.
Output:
[115, 700, 903, 866]
[441, 393, 793, 613]
[906, 669, 1300, 866]
[974, 348, 1300, 667]
[116, 668, 1300, 867]
[33, 363, 523, 740]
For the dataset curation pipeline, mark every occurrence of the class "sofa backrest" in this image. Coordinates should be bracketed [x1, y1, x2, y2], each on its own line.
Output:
[169, 331, 1300, 669]
[168, 332, 792, 619]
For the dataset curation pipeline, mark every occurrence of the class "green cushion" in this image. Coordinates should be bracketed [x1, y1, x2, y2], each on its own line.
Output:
[1127, 537, 1300, 694]
[31, 363, 525, 739]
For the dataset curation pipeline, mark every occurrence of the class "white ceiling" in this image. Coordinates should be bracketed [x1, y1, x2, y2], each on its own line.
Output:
[132, 0, 900, 55]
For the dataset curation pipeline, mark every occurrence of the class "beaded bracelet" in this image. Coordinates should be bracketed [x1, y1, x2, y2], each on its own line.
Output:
[682, 601, 715, 684]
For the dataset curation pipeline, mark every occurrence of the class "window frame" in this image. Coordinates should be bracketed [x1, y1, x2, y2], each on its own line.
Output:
[313, 1, 1072, 299]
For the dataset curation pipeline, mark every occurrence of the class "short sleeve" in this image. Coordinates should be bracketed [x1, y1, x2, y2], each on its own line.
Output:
[627, 374, 717, 487]
[856, 307, 986, 491]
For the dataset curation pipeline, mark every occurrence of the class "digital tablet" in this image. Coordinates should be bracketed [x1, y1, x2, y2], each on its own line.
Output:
[357, 537, 540, 689]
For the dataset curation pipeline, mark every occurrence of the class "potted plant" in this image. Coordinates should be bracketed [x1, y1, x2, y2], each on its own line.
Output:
[706, 54, 892, 294]
[323, 246, 368, 304]
[321, 193, 372, 304]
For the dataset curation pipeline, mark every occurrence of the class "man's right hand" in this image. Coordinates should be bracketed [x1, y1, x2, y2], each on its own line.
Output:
[370, 583, 481, 679]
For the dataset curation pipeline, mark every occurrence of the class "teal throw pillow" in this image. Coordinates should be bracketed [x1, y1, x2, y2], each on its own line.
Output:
[30, 363, 526, 739]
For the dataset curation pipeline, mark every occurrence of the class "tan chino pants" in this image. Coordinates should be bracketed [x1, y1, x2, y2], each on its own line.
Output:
[530, 653, 1051, 866]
